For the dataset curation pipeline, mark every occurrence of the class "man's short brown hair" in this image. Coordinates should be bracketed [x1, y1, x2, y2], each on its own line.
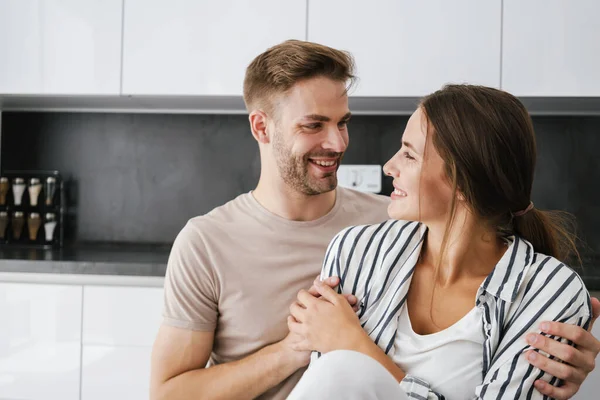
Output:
[243, 40, 355, 113]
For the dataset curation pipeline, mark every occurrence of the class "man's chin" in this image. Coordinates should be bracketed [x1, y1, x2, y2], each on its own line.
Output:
[304, 178, 338, 195]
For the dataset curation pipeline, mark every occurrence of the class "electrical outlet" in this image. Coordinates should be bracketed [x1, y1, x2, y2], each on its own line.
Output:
[337, 165, 382, 193]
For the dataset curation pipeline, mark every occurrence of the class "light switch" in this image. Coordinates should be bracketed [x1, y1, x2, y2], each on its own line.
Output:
[337, 165, 382, 193]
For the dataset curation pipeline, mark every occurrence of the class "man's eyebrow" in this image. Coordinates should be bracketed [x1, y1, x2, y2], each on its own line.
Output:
[301, 112, 352, 122]
[302, 114, 330, 122]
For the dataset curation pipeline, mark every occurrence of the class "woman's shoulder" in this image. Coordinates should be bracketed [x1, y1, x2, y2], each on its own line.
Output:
[331, 219, 423, 251]
[516, 248, 590, 315]
[526, 251, 587, 292]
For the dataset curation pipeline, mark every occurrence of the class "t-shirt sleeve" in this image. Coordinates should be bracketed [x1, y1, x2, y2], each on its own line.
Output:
[162, 221, 219, 331]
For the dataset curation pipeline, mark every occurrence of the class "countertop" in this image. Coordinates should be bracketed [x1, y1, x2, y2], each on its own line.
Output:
[0, 243, 599, 291]
[0, 243, 170, 277]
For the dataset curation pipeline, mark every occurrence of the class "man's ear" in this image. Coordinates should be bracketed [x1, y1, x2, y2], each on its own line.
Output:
[249, 110, 270, 144]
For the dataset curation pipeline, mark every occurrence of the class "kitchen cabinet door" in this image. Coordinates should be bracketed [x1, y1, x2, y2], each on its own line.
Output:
[122, 0, 307, 96]
[81, 345, 152, 400]
[502, 0, 600, 96]
[82, 285, 164, 346]
[0, 283, 82, 400]
[0, 0, 122, 95]
[308, 0, 501, 97]
[81, 286, 163, 400]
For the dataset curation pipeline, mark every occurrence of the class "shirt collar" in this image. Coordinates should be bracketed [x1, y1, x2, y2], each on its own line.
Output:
[478, 236, 535, 304]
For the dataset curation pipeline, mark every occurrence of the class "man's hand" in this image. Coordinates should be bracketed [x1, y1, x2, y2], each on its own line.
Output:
[307, 275, 360, 312]
[526, 297, 600, 399]
[278, 327, 312, 368]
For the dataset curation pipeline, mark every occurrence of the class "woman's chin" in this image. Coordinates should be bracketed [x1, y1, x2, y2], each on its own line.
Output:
[387, 204, 416, 221]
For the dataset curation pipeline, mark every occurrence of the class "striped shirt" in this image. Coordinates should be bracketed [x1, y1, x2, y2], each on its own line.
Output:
[313, 220, 592, 400]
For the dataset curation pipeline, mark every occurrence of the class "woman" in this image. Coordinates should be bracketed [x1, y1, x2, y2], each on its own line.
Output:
[286, 85, 592, 399]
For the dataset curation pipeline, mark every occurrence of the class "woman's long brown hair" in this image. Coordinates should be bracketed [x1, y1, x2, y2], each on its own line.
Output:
[419, 84, 580, 324]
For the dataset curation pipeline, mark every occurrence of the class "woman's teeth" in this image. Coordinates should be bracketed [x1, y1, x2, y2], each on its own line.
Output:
[394, 188, 407, 196]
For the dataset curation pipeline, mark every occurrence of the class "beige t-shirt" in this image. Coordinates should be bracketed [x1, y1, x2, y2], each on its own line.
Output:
[162, 187, 390, 400]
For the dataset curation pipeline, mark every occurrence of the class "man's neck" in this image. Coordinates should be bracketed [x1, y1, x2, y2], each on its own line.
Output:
[252, 180, 337, 222]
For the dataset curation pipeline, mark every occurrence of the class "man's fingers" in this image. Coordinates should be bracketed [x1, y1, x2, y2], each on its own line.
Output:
[534, 379, 578, 400]
[590, 297, 600, 331]
[539, 321, 600, 354]
[526, 333, 589, 372]
[526, 350, 586, 384]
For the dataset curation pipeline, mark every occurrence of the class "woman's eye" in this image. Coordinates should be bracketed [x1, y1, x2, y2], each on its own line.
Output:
[403, 151, 415, 160]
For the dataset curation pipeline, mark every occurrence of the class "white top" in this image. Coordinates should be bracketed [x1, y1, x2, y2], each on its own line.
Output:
[312, 220, 591, 399]
[393, 305, 484, 400]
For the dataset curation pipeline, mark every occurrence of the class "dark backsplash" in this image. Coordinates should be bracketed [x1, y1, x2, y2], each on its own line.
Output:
[1, 112, 599, 261]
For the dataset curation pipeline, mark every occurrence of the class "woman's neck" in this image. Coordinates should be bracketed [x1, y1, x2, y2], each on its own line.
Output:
[420, 208, 507, 286]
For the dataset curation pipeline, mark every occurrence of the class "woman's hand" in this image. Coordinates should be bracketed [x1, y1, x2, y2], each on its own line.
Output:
[287, 278, 369, 354]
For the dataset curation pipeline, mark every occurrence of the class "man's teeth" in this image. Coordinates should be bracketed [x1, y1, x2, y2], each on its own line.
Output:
[313, 160, 336, 167]
[394, 189, 407, 196]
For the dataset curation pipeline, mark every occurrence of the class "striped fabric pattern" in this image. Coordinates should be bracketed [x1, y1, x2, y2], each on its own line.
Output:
[311, 220, 592, 400]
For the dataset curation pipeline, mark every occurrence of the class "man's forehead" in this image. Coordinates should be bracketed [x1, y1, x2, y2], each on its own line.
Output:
[277, 82, 349, 120]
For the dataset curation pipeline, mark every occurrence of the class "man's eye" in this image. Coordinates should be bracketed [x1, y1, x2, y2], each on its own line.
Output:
[304, 123, 322, 129]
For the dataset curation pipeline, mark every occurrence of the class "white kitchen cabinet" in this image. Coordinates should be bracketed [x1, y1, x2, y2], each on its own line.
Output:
[0, 283, 82, 400]
[308, 0, 501, 97]
[502, 0, 600, 96]
[122, 0, 307, 96]
[80, 286, 163, 400]
[82, 286, 164, 346]
[0, 0, 122, 95]
[81, 345, 152, 400]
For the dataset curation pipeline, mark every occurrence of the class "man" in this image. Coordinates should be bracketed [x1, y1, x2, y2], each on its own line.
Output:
[150, 40, 600, 400]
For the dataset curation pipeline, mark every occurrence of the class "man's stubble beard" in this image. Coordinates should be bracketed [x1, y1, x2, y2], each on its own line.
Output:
[272, 130, 339, 196]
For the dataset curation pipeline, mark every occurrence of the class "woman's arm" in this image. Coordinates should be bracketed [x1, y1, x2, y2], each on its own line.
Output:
[289, 280, 406, 382]
[474, 279, 592, 399]
[525, 297, 600, 399]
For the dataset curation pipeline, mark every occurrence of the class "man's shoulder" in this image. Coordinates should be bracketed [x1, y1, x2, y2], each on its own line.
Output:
[339, 187, 391, 206]
[188, 192, 251, 227]
[174, 192, 251, 245]
[337, 187, 391, 224]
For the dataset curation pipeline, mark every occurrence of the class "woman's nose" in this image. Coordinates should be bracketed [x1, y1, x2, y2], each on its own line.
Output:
[383, 162, 396, 177]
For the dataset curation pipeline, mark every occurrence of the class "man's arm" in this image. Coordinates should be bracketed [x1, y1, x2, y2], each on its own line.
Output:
[150, 325, 309, 400]
[152, 221, 308, 399]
